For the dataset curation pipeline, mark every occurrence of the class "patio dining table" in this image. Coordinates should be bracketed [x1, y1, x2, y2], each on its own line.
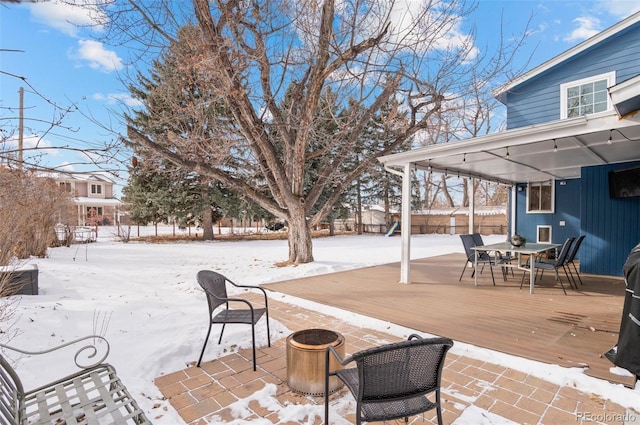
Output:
[471, 241, 560, 294]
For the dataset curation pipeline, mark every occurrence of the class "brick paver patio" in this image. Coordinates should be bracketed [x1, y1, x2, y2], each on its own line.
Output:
[155, 297, 638, 424]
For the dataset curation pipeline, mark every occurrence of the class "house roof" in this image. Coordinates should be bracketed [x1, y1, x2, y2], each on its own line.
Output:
[493, 10, 640, 103]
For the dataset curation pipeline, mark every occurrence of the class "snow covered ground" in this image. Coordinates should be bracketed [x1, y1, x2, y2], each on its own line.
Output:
[2, 227, 639, 424]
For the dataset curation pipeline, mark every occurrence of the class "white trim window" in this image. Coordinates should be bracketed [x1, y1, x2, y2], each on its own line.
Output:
[560, 72, 615, 118]
[59, 182, 72, 193]
[536, 225, 552, 243]
[527, 181, 554, 213]
[90, 183, 103, 196]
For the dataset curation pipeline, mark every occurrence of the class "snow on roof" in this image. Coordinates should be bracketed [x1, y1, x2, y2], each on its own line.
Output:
[365, 205, 507, 216]
[414, 206, 507, 216]
[38, 171, 116, 183]
[74, 197, 122, 206]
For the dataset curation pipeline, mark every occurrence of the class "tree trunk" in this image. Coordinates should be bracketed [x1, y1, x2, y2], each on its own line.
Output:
[356, 176, 363, 235]
[202, 208, 214, 241]
[287, 206, 314, 263]
[200, 191, 214, 240]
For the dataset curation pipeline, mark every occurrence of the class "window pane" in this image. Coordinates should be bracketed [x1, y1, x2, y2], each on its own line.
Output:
[567, 86, 579, 97]
[529, 186, 541, 211]
[594, 102, 607, 113]
[581, 105, 593, 115]
[594, 91, 607, 103]
[541, 185, 552, 210]
[567, 107, 579, 117]
[567, 96, 579, 108]
[580, 93, 593, 105]
[580, 83, 593, 95]
[594, 79, 608, 91]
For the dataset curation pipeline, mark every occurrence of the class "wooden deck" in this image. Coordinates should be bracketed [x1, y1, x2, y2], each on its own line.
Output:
[264, 253, 635, 386]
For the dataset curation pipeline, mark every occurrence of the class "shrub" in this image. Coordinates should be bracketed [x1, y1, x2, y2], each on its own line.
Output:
[0, 168, 75, 266]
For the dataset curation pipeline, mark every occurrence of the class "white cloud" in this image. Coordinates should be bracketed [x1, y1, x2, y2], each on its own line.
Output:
[563, 16, 601, 42]
[56, 161, 76, 172]
[390, 0, 478, 61]
[93, 93, 141, 108]
[596, 0, 640, 18]
[28, 0, 106, 37]
[71, 39, 123, 73]
[5, 134, 60, 157]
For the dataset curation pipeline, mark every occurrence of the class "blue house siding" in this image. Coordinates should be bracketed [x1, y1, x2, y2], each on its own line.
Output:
[513, 179, 581, 245]
[580, 163, 640, 276]
[512, 163, 640, 277]
[505, 22, 640, 129]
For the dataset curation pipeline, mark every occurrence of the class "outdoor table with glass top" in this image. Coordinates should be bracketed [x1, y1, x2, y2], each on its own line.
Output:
[471, 241, 560, 293]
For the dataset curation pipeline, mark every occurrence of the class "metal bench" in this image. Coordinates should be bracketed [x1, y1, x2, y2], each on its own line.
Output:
[0, 335, 152, 425]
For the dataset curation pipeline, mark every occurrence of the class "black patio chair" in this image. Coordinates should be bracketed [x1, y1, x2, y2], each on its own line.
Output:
[324, 334, 453, 425]
[521, 237, 575, 294]
[196, 270, 271, 371]
[459, 234, 498, 285]
[565, 235, 586, 286]
[474, 233, 515, 279]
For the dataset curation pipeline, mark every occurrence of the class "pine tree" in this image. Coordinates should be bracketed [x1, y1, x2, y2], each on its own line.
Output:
[122, 25, 244, 239]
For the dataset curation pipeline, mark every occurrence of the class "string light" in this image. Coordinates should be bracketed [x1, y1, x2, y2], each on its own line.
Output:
[463, 153, 466, 162]
[607, 130, 613, 145]
[506, 147, 510, 158]
[553, 139, 558, 153]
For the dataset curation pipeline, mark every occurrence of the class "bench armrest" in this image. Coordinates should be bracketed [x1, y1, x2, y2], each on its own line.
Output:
[0, 335, 110, 369]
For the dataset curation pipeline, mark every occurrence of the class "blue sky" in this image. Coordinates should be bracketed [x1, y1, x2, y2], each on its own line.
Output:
[1, 0, 640, 193]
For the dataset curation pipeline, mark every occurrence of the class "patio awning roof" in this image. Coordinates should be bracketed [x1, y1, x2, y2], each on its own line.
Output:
[378, 110, 640, 184]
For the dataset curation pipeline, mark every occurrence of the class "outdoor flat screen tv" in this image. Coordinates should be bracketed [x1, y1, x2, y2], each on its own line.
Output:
[609, 166, 640, 198]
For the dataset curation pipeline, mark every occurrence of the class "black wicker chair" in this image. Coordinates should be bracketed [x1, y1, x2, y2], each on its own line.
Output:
[324, 335, 453, 425]
[196, 270, 271, 371]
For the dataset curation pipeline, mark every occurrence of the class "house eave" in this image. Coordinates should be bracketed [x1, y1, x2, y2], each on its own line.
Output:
[609, 74, 640, 118]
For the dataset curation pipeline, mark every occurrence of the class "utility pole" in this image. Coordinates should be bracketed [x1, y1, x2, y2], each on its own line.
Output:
[18, 86, 24, 170]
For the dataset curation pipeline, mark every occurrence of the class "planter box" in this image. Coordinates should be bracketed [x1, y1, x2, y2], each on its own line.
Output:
[1, 264, 39, 296]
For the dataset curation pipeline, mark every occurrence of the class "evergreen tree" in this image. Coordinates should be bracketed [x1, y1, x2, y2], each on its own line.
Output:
[123, 25, 243, 239]
[344, 97, 414, 230]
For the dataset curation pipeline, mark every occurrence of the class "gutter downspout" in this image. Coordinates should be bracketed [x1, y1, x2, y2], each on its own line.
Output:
[385, 164, 411, 283]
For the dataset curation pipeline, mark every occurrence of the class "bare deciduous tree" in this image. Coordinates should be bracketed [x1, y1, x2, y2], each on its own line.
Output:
[0, 167, 75, 336]
[0, 168, 75, 266]
[95, 0, 527, 263]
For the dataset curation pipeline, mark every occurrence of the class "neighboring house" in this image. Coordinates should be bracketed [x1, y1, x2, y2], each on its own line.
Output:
[48, 172, 122, 226]
[380, 11, 640, 282]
